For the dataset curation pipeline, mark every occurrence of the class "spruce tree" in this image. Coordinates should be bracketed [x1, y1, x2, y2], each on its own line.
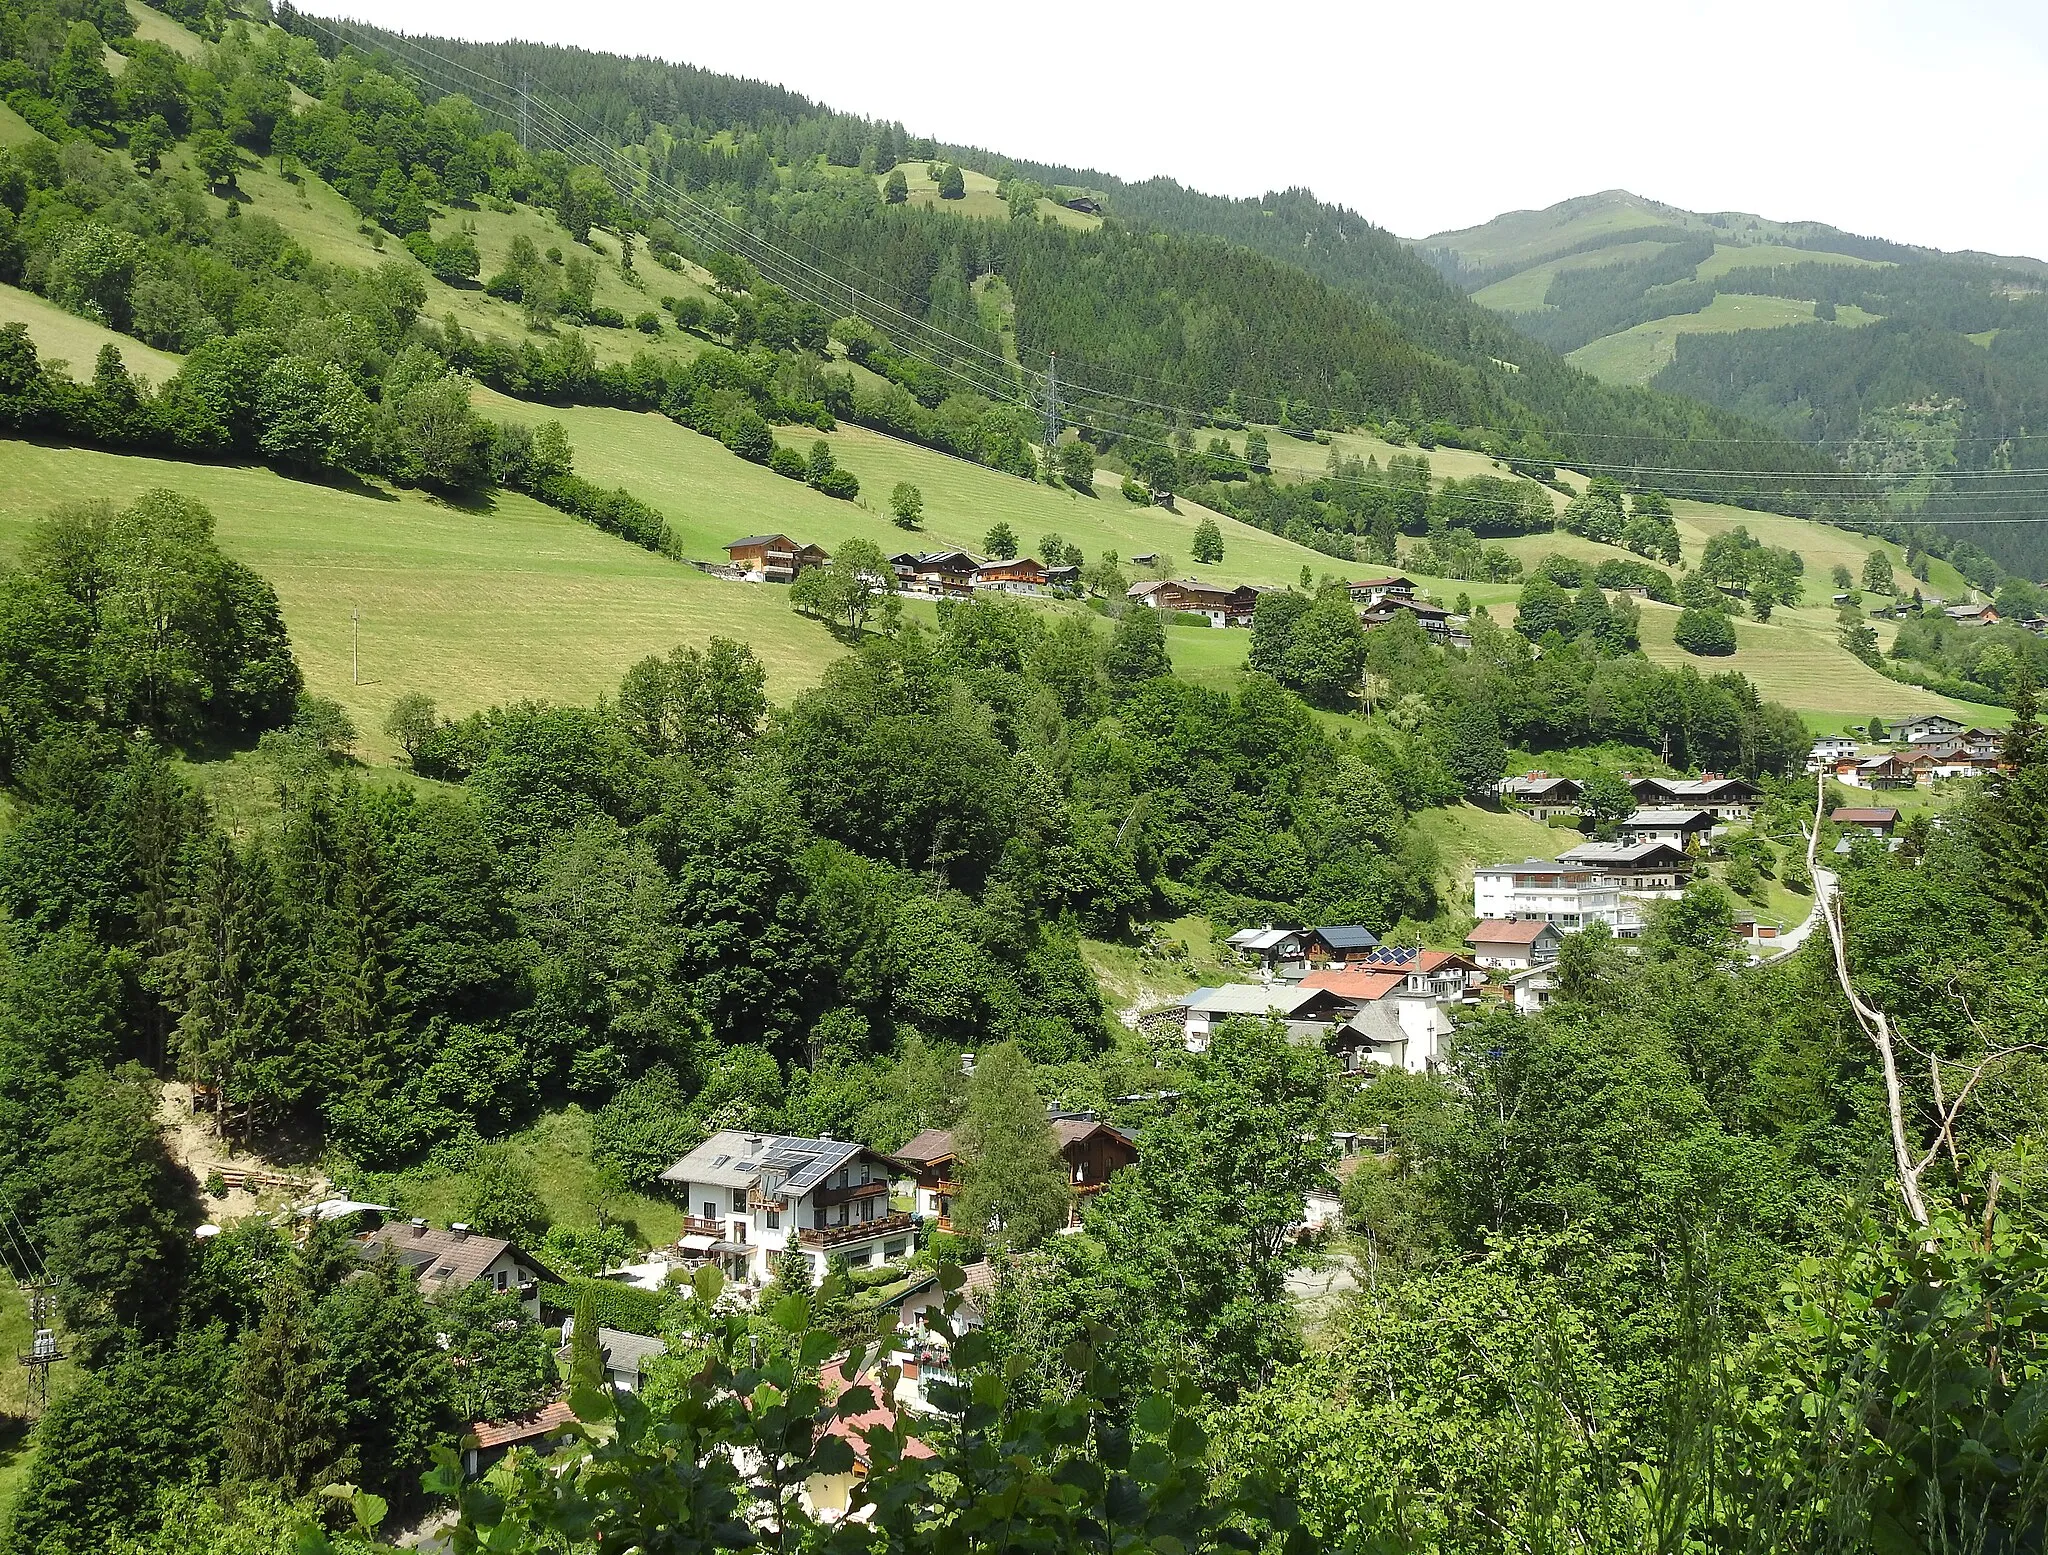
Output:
[1972, 669, 2048, 934]
[226, 1265, 339, 1493]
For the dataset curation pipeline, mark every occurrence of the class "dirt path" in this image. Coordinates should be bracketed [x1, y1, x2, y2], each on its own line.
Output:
[156, 1081, 327, 1224]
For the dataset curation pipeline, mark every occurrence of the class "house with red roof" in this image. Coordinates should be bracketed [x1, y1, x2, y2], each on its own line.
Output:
[1464, 918, 1563, 970]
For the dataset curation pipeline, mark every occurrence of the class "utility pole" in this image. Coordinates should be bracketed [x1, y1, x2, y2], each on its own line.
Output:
[16, 1282, 64, 1412]
[352, 608, 359, 686]
[1042, 353, 1059, 481]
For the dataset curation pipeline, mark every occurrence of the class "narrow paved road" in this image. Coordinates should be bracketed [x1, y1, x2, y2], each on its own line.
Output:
[1755, 861, 1837, 963]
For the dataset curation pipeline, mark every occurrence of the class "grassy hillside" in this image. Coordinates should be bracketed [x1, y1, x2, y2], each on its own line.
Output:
[1566, 294, 1876, 386]
[0, 437, 861, 760]
[474, 389, 1339, 589]
[0, 281, 183, 382]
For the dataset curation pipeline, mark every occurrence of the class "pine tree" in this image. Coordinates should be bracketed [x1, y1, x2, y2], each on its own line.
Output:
[1972, 668, 2048, 933]
[226, 1264, 339, 1493]
[568, 1285, 605, 1395]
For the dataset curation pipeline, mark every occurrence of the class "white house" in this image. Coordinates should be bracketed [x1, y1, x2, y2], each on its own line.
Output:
[1223, 925, 1309, 980]
[659, 1132, 914, 1286]
[1303, 950, 1483, 1072]
[1177, 982, 1355, 1051]
[1554, 839, 1694, 899]
[1615, 809, 1719, 849]
[1901, 714, 1967, 744]
[1499, 964, 1560, 1016]
[1473, 859, 1623, 929]
[1463, 918, 1562, 969]
[1808, 736, 1860, 771]
[355, 1220, 546, 1317]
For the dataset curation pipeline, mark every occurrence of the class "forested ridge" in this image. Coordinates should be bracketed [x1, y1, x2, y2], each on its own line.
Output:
[1423, 196, 2048, 580]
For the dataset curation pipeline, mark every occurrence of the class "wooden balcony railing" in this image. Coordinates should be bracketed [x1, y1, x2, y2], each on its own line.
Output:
[680, 1216, 724, 1237]
[797, 1211, 914, 1248]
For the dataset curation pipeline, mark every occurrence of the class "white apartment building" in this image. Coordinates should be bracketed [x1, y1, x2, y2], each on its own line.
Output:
[659, 1131, 914, 1286]
[1472, 859, 1623, 930]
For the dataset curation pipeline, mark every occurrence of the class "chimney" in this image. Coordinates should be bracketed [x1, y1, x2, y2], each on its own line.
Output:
[744, 1134, 762, 1160]
[450, 1223, 470, 1240]
[409, 1218, 427, 1237]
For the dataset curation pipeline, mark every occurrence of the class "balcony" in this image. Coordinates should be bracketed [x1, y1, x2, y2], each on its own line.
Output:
[680, 1216, 723, 1237]
[812, 1179, 890, 1208]
[797, 1211, 914, 1248]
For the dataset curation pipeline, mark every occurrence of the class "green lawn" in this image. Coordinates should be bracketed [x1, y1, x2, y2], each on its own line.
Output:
[1081, 914, 1233, 1018]
[0, 437, 861, 761]
[1631, 598, 1996, 725]
[870, 162, 1100, 231]
[372, 1107, 686, 1252]
[1411, 802, 1571, 935]
[1470, 239, 1680, 313]
[476, 389, 1345, 592]
[1694, 243, 1889, 282]
[1567, 294, 1856, 385]
[0, 281, 183, 384]
[127, 0, 205, 54]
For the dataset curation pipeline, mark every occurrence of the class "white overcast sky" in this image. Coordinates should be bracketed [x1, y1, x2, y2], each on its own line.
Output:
[300, 0, 2048, 259]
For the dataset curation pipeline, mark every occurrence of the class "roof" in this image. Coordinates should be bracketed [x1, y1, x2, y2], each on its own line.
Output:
[1182, 983, 1327, 1017]
[1556, 840, 1692, 868]
[725, 534, 793, 549]
[357, 1223, 521, 1296]
[1474, 857, 1566, 875]
[820, 1367, 934, 1468]
[1348, 575, 1415, 589]
[975, 557, 1043, 573]
[1622, 808, 1717, 828]
[1904, 713, 1964, 728]
[1334, 1001, 1407, 1050]
[1226, 926, 1301, 952]
[1127, 579, 1173, 598]
[1465, 919, 1556, 946]
[1300, 969, 1407, 1002]
[597, 1327, 667, 1377]
[1051, 1118, 1135, 1153]
[893, 1128, 957, 1166]
[958, 1260, 997, 1302]
[470, 1398, 577, 1451]
[1831, 807, 1899, 825]
[1309, 925, 1380, 951]
[659, 1130, 868, 1195]
[1502, 774, 1580, 796]
[914, 549, 978, 568]
[1636, 776, 1758, 799]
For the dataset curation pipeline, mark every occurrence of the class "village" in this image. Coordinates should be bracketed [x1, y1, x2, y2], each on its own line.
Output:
[711, 537, 1474, 643]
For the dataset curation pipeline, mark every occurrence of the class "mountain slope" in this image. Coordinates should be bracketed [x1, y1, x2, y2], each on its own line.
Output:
[1424, 192, 2048, 579]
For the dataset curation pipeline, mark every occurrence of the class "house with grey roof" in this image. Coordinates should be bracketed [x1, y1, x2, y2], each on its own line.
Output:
[1615, 808, 1718, 850]
[1176, 982, 1357, 1052]
[660, 1131, 912, 1287]
[354, 1220, 547, 1316]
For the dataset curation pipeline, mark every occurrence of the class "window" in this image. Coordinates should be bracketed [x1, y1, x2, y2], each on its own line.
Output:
[702, 1201, 717, 1222]
[495, 1270, 508, 1292]
[732, 1188, 747, 1214]
[766, 1210, 780, 1230]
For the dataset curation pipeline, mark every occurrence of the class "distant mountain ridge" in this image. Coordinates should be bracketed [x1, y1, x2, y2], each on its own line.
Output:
[1414, 189, 2048, 290]
[1414, 190, 2048, 579]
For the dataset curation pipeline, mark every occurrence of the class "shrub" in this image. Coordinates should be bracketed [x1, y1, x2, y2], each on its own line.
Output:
[634, 311, 662, 333]
[815, 467, 860, 500]
[588, 306, 626, 328]
[1674, 606, 1737, 656]
[768, 445, 808, 480]
[556, 1275, 667, 1335]
[1120, 477, 1150, 505]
